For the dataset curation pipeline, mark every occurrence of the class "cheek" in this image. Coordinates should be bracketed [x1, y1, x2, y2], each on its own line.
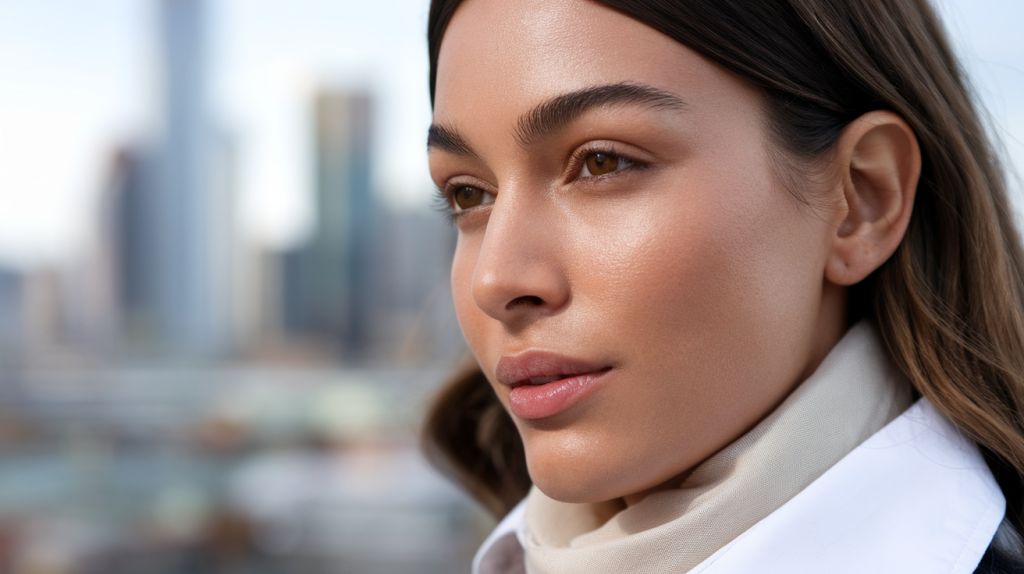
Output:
[578, 155, 820, 346]
[523, 158, 828, 501]
[568, 173, 788, 428]
[571, 176, 771, 330]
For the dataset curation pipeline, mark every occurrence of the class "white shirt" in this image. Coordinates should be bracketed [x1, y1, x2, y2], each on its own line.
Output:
[474, 398, 1005, 574]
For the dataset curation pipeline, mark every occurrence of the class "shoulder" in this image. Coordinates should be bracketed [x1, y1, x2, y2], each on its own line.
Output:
[975, 520, 1024, 574]
[687, 399, 1004, 573]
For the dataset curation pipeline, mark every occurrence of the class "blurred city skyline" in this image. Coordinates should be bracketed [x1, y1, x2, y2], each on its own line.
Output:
[0, 0, 435, 269]
[0, 0, 1021, 269]
[0, 0, 462, 365]
[0, 5, 472, 570]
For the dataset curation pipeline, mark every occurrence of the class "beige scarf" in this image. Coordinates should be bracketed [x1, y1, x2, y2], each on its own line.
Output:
[523, 322, 912, 574]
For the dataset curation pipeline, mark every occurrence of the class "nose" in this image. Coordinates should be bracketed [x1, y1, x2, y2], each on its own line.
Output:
[471, 190, 571, 329]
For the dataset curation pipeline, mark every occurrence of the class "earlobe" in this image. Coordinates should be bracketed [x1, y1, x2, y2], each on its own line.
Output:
[825, 111, 921, 286]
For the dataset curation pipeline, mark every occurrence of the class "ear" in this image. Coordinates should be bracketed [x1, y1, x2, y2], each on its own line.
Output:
[824, 110, 921, 286]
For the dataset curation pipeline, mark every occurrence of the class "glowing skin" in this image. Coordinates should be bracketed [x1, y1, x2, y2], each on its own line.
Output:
[428, 0, 920, 506]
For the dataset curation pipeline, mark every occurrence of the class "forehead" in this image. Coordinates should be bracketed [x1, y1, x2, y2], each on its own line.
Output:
[433, 0, 750, 137]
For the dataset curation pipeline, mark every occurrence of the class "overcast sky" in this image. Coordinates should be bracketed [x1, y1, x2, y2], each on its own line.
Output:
[0, 0, 1020, 267]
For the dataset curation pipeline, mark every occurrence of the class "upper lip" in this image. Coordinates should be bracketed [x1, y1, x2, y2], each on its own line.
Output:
[495, 351, 611, 388]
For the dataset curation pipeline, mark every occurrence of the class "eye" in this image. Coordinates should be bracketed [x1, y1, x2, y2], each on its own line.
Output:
[452, 185, 495, 211]
[580, 151, 632, 177]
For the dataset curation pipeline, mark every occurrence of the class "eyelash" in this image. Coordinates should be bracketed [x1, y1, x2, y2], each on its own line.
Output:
[432, 188, 463, 226]
[435, 145, 645, 224]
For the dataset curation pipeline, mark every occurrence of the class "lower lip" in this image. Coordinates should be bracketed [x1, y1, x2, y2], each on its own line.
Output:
[508, 369, 610, 420]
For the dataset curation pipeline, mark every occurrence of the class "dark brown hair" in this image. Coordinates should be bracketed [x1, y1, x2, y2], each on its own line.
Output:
[421, 0, 1024, 527]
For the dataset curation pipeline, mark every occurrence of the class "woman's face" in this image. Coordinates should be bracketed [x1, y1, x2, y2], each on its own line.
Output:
[429, 0, 847, 504]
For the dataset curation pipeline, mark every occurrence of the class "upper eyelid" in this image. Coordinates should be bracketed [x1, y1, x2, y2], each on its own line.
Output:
[573, 148, 635, 167]
[442, 175, 496, 197]
[572, 141, 643, 162]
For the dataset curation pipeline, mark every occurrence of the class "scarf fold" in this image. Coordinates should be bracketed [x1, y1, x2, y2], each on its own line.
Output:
[523, 321, 912, 574]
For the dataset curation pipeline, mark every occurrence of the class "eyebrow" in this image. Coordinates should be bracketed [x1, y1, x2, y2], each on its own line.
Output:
[427, 82, 687, 156]
[426, 123, 476, 157]
[515, 82, 687, 147]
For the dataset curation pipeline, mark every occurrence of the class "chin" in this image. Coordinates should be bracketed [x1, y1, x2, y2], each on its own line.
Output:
[523, 435, 636, 504]
[529, 468, 613, 504]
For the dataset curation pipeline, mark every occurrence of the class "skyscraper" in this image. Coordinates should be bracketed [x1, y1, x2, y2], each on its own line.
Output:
[283, 93, 375, 357]
[152, 0, 234, 354]
[106, 0, 236, 356]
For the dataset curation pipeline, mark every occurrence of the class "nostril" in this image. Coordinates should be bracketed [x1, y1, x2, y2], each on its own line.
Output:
[506, 295, 544, 310]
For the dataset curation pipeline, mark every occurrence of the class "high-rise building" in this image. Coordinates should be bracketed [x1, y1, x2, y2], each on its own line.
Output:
[280, 90, 463, 364]
[103, 0, 236, 357]
[283, 93, 375, 357]
[373, 207, 461, 365]
[149, 0, 235, 354]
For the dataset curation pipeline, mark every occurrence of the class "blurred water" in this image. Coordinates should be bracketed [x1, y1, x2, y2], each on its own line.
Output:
[0, 367, 488, 573]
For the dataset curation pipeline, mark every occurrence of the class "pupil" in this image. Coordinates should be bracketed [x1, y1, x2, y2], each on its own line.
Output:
[455, 186, 482, 209]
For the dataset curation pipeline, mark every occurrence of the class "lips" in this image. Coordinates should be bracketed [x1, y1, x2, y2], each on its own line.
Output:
[495, 351, 612, 419]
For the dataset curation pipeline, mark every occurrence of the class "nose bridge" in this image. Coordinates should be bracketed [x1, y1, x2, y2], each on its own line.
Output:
[472, 182, 569, 322]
